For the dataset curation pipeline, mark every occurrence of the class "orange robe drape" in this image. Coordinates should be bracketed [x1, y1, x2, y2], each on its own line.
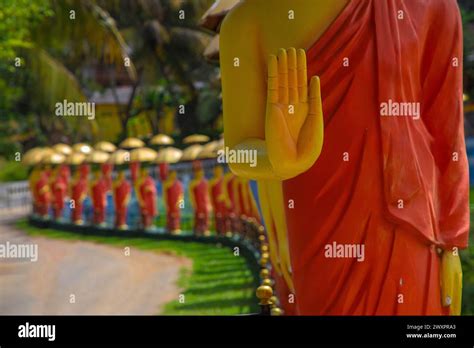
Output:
[283, 0, 468, 315]
[114, 178, 131, 228]
[166, 179, 183, 231]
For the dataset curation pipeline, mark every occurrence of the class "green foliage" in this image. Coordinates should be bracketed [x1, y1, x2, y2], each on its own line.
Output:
[460, 209, 474, 315]
[0, 160, 29, 182]
[0, 0, 52, 63]
[460, 1, 474, 97]
[17, 219, 259, 315]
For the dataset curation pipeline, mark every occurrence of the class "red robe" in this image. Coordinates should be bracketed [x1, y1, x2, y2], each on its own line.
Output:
[165, 179, 183, 231]
[139, 176, 157, 228]
[91, 177, 107, 224]
[193, 179, 210, 234]
[35, 173, 50, 217]
[210, 177, 230, 235]
[226, 175, 240, 232]
[51, 175, 67, 219]
[114, 178, 131, 228]
[283, 0, 468, 315]
[71, 177, 88, 223]
[79, 164, 89, 180]
[158, 163, 169, 182]
[59, 165, 70, 188]
[130, 161, 140, 183]
[101, 163, 113, 192]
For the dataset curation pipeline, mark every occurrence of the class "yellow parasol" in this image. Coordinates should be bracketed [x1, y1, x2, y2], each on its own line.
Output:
[86, 150, 110, 164]
[94, 141, 117, 153]
[181, 144, 204, 161]
[109, 149, 130, 166]
[67, 152, 86, 165]
[155, 147, 183, 164]
[119, 137, 145, 149]
[52, 143, 72, 156]
[72, 143, 93, 155]
[183, 134, 210, 145]
[130, 147, 157, 163]
[198, 139, 224, 159]
[149, 134, 174, 146]
[22, 147, 52, 166]
[42, 151, 66, 165]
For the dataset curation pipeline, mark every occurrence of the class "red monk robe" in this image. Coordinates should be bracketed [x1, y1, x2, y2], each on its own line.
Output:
[101, 163, 113, 192]
[130, 161, 140, 183]
[59, 164, 71, 188]
[51, 171, 67, 220]
[283, 0, 469, 315]
[113, 172, 131, 229]
[225, 173, 240, 233]
[138, 171, 157, 228]
[164, 173, 183, 233]
[79, 163, 89, 180]
[91, 174, 107, 225]
[71, 173, 88, 224]
[190, 170, 211, 235]
[158, 163, 169, 182]
[35, 171, 51, 217]
[210, 174, 230, 235]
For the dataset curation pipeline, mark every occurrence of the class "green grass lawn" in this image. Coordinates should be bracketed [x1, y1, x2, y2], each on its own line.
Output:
[16, 220, 259, 315]
[17, 213, 474, 315]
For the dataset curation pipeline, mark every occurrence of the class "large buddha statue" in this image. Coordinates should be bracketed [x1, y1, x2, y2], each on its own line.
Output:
[220, 0, 468, 315]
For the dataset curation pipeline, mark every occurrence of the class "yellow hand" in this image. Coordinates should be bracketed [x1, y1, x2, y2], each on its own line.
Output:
[440, 248, 463, 315]
[266, 48, 324, 179]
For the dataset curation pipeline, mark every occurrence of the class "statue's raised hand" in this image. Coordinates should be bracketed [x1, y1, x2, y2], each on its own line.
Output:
[266, 48, 324, 179]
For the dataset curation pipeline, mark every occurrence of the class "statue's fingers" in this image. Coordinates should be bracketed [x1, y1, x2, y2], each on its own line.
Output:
[277, 48, 289, 104]
[441, 256, 454, 307]
[267, 55, 279, 104]
[308, 76, 322, 117]
[288, 48, 298, 104]
[452, 271, 462, 315]
[297, 49, 308, 102]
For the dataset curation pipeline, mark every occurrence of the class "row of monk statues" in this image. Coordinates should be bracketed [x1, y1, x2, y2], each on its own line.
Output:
[27, 147, 261, 236]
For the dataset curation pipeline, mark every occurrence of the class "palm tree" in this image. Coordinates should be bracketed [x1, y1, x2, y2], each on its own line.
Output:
[98, 0, 220, 136]
[13, 0, 136, 144]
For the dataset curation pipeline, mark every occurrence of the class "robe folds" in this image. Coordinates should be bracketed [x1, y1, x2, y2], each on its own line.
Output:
[283, 0, 469, 315]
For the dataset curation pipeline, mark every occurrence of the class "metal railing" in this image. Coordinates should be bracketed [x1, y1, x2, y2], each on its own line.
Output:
[0, 181, 32, 216]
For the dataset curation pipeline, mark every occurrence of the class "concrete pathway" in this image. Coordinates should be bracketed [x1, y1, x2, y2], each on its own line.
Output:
[0, 221, 191, 315]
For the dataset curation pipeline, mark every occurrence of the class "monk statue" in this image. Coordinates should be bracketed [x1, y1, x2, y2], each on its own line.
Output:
[136, 166, 157, 230]
[113, 170, 131, 230]
[220, 0, 468, 315]
[90, 168, 107, 226]
[51, 166, 67, 221]
[163, 170, 184, 234]
[189, 167, 211, 236]
[101, 162, 113, 192]
[223, 170, 239, 235]
[209, 166, 231, 235]
[35, 166, 51, 219]
[28, 166, 41, 215]
[70, 168, 88, 225]
[59, 164, 71, 189]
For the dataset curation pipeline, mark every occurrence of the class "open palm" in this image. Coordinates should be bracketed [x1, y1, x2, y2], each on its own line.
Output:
[265, 48, 324, 179]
